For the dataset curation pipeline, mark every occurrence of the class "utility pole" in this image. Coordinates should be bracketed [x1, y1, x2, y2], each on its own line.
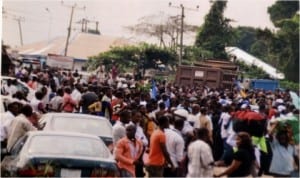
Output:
[61, 1, 85, 56]
[14, 17, 25, 46]
[81, 18, 85, 32]
[3, 8, 25, 46]
[169, 2, 199, 66]
[45, 8, 52, 44]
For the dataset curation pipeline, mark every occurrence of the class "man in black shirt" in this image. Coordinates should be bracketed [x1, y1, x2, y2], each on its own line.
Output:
[80, 85, 98, 114]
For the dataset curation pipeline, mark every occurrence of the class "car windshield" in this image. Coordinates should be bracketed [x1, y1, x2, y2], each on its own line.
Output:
[51, 117, 112, 137]
[28, 135, 110, 158]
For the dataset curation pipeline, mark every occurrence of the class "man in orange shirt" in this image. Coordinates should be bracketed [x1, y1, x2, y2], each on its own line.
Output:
[115, 124, 143, 177]
[146, 116, 174, 177]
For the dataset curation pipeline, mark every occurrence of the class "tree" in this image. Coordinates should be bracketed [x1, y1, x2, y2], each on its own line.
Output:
[126, 12, 198, 50]
[266, 1, 299, 82]
[275, 14, 299, 82]
[195, 1, 234, 59]
[86, 43, 176, 72]
[228, 1, 299, 83]
[268, 1, 299, 27]
[230, 26, 257, 53]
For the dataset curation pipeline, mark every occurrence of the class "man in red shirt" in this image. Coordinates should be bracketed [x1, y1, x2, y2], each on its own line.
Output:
[111, 91, 127, 123]
[146, 116, 174, 177]
[62, 87, 77, 113]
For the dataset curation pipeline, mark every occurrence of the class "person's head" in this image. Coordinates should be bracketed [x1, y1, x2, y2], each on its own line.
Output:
[35, 91, 44, 100]
[119, 109, 131, 124]
[105, 87, 112, 97]
[88, 84, 94, 92]
[7, 79, 12, 86]
[75, 83, 82, 92]
[131, 110, 142, 124]
[64, 87, 72, 94]
[13, 91, 25, 100]
[200, 107, 207, 115]
[41, 86, 48, 95]
[173, 109, 188, 121]
[50, 85, 57, 93]
[20, 104, 33, 117]
[276, 130, 289, 147]
[138, 105, 147, 114]
[192, 104, 200, 115]
[236, 132, 253, 150]
[32, 76, 37, 82]
[196, 127, 210, 143]
[126, 124, 137, 140]
[162, 94, 168, 101]
[57, 88, 64, 97]
[174, 118, 184, 131]
[157, 116, 169, 129]
[7, 101, 21, 116]
[158, 102, 165, 111]
[259, 104, 266, 113]
[222, 105, 231, 113]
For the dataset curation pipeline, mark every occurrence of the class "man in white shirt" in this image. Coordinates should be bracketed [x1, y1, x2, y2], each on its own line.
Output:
[7, 105, 37, 151]
[112, 110, 131, 145]
[216, 105, 233, 166]
[71, 84, 82, 112]
[130, 110, 148, 147]
[164, 118, 185, 177]
[187, 128, 214, 178]
[49, 88, 64, 112]
[174, 109, 194, 136]
[187, 104, 200, 127]
[7, 79, 18, 96]
[1, 102, 20, 147]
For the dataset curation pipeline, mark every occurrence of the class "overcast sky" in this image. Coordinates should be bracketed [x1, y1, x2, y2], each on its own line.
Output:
[3, 0, 277, 48]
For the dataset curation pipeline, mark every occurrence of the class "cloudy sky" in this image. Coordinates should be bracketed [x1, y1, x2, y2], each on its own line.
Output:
[3, 0, 276, 48]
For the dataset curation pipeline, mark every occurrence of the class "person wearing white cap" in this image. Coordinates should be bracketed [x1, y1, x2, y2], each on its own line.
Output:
[173, 109, 193, 136]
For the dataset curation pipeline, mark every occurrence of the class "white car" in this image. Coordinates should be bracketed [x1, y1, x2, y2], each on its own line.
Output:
[1, 76, 35, 101]
[1, 131, 119, 177]
[39, 113, 114, 151]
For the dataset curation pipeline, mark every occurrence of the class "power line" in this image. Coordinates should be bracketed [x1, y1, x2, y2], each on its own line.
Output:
[3, 7, 69, 24]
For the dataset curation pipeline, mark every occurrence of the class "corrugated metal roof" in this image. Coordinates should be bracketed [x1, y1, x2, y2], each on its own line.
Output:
[225, 46, 285, 80]
[14, 33, 131, 59]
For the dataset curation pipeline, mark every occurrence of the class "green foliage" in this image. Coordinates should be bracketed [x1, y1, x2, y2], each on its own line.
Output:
[235, 60, 269, 79]
[274, 14, 299, 83]
[249, 40, 269, 60]
[195, 1, 234, 59]
[87, 43, 176, 72]
[137, 82, 151, 93]
[230, 2, 299, 83]
[268, 1, 299, 27]
[230, 26, 257, 52]
[280, 80, 300, 92]
[183, 46, 213, 63]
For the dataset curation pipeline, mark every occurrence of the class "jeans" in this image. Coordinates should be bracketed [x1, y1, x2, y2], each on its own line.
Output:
[119, 169, 134, 178]
[146, 165, 164, 177]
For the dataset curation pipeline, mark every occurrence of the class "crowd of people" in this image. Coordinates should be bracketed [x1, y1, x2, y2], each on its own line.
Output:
[1, 65, 299, 177]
